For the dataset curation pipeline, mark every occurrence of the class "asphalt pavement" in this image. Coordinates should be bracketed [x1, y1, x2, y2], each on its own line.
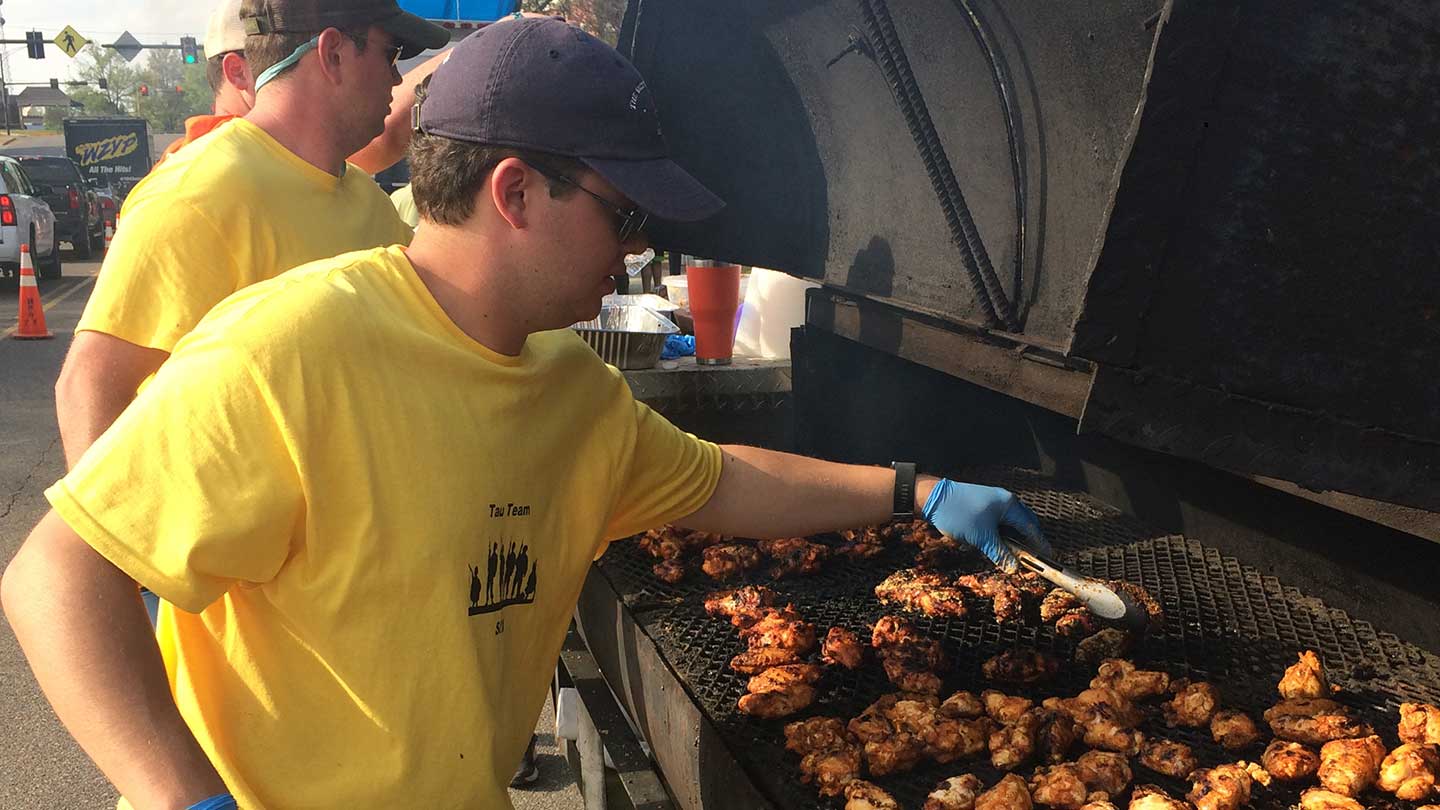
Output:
[0, 254, 584, 809]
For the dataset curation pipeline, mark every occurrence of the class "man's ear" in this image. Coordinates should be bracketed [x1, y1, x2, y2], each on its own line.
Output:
[488, 158, 535, 231]
[313, 28, 350, 86]
[222, 52, 255, 95]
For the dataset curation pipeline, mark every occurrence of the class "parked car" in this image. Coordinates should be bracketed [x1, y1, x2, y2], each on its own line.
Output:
[0, 156, 60, 280]
[17, 156, 103, 259]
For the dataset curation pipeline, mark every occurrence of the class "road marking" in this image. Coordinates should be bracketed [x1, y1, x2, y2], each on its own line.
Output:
[1, 276, 96, 338]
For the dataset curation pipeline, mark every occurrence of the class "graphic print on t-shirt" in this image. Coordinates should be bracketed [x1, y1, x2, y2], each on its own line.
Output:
[469, 538, 538, 615]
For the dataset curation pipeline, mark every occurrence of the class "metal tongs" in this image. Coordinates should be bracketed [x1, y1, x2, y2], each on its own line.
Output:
[999, 534, 1152, 635]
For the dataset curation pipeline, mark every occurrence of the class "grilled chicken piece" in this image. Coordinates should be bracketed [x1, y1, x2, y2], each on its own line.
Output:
[1279, 649, 1332, 699]
[843, 779, 901, 810]
[701, 543, 762, 579]
[924, 774, 983, 810]
[651, 558, 687, 583]
[729, 646, 802, 674]
[1080, 803, 1119, 810]
[990, 708, 1043, 770]
[1091, 658, 1171, 701]
[848, 703, 894, 743]
[940, 689, 985, 719]
[1107, 580, 1165, 629]
[738, 606, 816, 653]
[983, 649, 1060, 684]
[737, 683, 816, 718]
[882, 643, 944, 694]
[875, 569, 970, 618]
[837, 539, 886, 560]
[703, 585, 776, 625]
[1377, 741, 1440, 800]
[871, 615, 922, 648]
[836, 525, 894, 560]
[1076, 629, 1134, 666]
[1209, 709, 1260, 750]
[1075, 749, 1133, 797]
[1035, 709, 1079, 764]
[1262, 739, 1321, 781]
[1138, 739, 1198, 779]
[1128, 784, 1189, 810]
[926, 716, 993, 763]
[956, 572, 1027, 623]
[1237, 759, 1271, 788]
[1400, 702, 1440, 745]
[862, 734, 925, 776]
[1040, 588, 1084, 622]
[1055, 610, 1099, 639]
[784, 716, 851, 754]
[905, 519, 948, 546]
[1030, 764, 1090, 809]
[800, 746, 862, 797]
[1163, 679, 1220, 727]
[746, 663, 822, 694]
[975, 773, 1034, 810]
[1317, 734, 1387, 796]
[758, 536, 831, 579]
[1297, 788, 1365, 810]
[636, 526, 687, 559]
[822, 627, 865, 669]
[1046, 687, 1144, 754]
[1266, 698, 1374, 746]
[983, 690, 1035, 724]
[1186, 763, 1252, 810]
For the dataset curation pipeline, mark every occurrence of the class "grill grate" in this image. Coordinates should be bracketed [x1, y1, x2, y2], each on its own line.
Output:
[595, 468, 1440, 809]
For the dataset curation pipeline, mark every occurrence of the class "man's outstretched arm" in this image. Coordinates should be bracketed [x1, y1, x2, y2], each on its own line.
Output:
[1, 511, 227, 808]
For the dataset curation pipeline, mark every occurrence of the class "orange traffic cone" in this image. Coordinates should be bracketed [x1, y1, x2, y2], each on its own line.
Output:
[103, 219, 114, 252]
[13, 244, 52, 340]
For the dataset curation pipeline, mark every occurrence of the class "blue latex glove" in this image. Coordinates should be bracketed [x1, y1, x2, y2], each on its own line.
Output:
[920, 479, 1050, 572]
[187, 794, 237, 810]
[660, 334, 695, 360]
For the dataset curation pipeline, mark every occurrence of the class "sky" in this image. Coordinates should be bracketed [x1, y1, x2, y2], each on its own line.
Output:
[2, 1, 209, 86]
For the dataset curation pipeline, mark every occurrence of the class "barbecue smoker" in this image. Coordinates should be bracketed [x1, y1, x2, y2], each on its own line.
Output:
[564, 1, 1440, 808]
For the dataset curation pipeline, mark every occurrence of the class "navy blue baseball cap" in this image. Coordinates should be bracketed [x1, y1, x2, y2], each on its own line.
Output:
[415, 17, 724, 223]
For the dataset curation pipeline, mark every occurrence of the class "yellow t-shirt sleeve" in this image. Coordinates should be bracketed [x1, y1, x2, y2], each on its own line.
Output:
[77, 197, 241, 352]
[602, 401, 723, 548]
[45, 341, 303, 613]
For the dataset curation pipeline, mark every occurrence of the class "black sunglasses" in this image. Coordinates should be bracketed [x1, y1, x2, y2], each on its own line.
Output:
[529, 165, 649, 242]
[348, 33, 404, 66]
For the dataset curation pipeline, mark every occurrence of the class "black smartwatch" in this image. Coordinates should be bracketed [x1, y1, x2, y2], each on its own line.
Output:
[890, 461, 917, 522]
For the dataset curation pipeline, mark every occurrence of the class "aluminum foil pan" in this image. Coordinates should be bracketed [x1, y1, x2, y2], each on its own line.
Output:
[572, 304, 679, 370]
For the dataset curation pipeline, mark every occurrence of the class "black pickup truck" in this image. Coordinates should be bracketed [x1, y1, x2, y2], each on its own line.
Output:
[16, 156, 103, 259]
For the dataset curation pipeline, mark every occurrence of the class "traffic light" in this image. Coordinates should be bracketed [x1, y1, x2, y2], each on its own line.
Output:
[175, 84, 184, 94]
[139, 84, 149, 97]
[98, 78, 108, 91]
[26, 31, 44, 59]
[180, 36, 198, 65]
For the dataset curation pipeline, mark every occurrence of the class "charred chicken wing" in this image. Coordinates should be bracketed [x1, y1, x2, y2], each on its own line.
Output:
[975, 773, 1034, 810]
[875, 569, 970, 618]
[881, 639, 945, 694]
[747, 662, 822, 693]
[1054, 610, 1100, 639]
[703, 584, 776, 626]
[1317, 734, 1387, 797]
[1377, 741, 1440, 801]
[982, 649, 1060, 684]
[843, 779, 901, 810]
[989, 708, 1043, 770]
[1091, 658, 1171, 701]
[1400, 702, 1440, 745]
[1128, 784, 1190, 810]
[1138, 739, 1198, 779]
[984, 690, 1036, 724]
[1278, 649, 1331, 699]
[1076, 629, 1134, 666]
[1298, 788, 1366, 810]
[1030, 763, 1090, 809]
[1209, 709, 1261, 750]
[758, 536, 831, 579]
[823, 626, 866, 669]
[701, 543, 762, 580]
[924, 774, 983, 810]
[941, 690, 986, 719]
[1040, 588, 1084, 622]
[1035, 709, 1080, 764]
[800, 746, 862, 798]
[926, 716, 992, 763]
[871, 615, 922, 648]
[784, 716, 852, 755]
[1163, 679, 1220, 727]
[738, 606, 816, 653]
[862, 734, 926, 777]
[737, 683, 816, 718]
[728, 646, 802, 674]
[1075, 749, 1133, 797]
[1262, 739, 1320, 781]
[651, 558, 687, 583]
[1186, 764, 1252, 810]
[1266, 698, 1374, 746]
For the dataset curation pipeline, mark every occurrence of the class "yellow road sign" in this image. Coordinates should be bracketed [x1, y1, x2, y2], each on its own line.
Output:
[54, 26, 90, 58]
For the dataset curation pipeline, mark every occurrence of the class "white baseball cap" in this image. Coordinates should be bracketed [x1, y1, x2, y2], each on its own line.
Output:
[205, 0, 248, 57]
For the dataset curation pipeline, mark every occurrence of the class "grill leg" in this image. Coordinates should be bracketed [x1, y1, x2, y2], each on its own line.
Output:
[577, 699, 606, 810]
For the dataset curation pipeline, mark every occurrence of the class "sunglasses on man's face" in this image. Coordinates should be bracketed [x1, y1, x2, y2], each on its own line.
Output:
[530, 165, 649, 242]
[349, 33, 404, 66]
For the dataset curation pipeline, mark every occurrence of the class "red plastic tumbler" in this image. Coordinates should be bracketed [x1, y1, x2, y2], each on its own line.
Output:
[686, 260, 742, 365]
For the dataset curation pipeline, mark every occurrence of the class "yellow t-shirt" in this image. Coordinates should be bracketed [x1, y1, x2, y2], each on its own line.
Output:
[47, 246, 722, 809]
[85, 117, 414, 352]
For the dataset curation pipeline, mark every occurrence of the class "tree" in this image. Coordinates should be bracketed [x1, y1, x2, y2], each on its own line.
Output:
[520, 0, 626, 45]
[67, 45, 137, 114]
[132, 48, 213, 133]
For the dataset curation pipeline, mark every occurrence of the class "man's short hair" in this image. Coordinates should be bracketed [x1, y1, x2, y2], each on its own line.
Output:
[409, 133, 584, 227]
[206, 55, 228, 94]
[239, 0, 368, 80]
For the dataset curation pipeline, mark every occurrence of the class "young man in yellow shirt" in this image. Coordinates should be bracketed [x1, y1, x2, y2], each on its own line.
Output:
[54, 0, 449, 470]
[4, 18, 1049, 810]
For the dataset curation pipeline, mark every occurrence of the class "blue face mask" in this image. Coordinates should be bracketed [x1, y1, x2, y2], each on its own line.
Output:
[253, 35, 319, 91]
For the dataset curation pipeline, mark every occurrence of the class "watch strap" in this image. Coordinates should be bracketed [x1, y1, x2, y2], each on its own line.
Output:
[890, 461, 917, 521]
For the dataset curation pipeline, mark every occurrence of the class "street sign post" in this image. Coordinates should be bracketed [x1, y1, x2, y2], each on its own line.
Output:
[54, 25, 89, 58]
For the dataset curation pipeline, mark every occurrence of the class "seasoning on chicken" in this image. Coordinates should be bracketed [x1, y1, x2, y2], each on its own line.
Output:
[1029, 763, 1090, 809]
[728, 646, 802, 674]
[1107, 580, 1165, 629]
[1163, 679, 1220, 727]
[923, 774, 983, 810]
[1138, 738, 1198, 779]
[1128, 784, 1190, 810]
[651, 557, 687, 583]
[1035, 709, 1080, 764]
[871, 615, 922, 648]
[843, 779, 901, 810]
[975, 773, 1034, 810]
[703, 584, 776, 627]
[738, 605, 816, 651]
[638, 525, 716, 559]
[1317, 734, 1387, 797]
[956, 572, 1027, 623]
[1186, 764, 1252, 810]
[1054, 610, 1099, 639]
[1040, 588, 1084, 622]
[1377, 741, 1440, 801]
[701, 542, 763, 580]
[862, 734, 926, 777]
[784, 716, 860, 797]
[838, 524, 896, 561]
[1279, 649, 1332, 699]
[758, 536, 831, 579]
[1075, 749, 1133, 797]
[746, 662, 822, 694]
[875, 569, 969, 618]
[1091, 658, 1171, 701]
[1400, 702, 1440, 745]
[881, 637, 945, 694]
[739, 661, 820, 719]
[848, 693, 902, 742]
[940, 690, 985, 719]
[982, 649, 1060, 684]
[785, 716, 851, 754]
[1080, 802, 1119, 810]
[983, 690, 1035, 724]
[926, 716, 993, 763]
[1045, 687, 1144, 754]
[1265, 698, 1374, 746]
[1261, 739, 1321, 781]
[822, 626, 865, 670]
[1209, 709, 1260, 750]
[989, 708, 1043, 770]
[1076, 628, 1134, 666]
[1297, 788, 1366, 810]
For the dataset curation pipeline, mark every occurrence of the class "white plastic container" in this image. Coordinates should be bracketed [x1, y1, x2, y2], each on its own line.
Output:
[732, 268, 819, 359]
